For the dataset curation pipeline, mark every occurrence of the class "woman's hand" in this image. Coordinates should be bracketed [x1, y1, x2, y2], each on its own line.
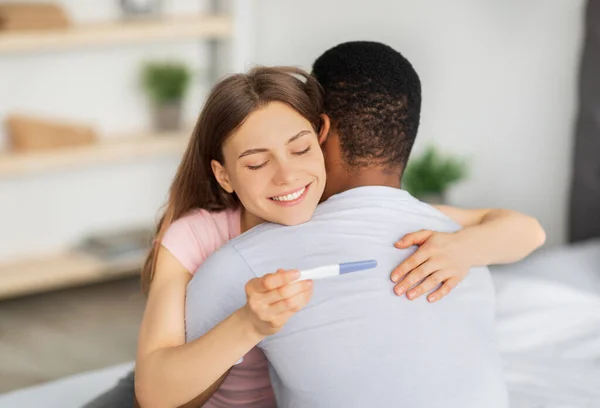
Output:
[390, 229, 471, 303]
[242, 269, 314, 338]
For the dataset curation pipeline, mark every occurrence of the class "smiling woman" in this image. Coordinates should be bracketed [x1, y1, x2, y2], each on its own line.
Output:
[133, 66, 328, 408]
[211, 101, 328, 228]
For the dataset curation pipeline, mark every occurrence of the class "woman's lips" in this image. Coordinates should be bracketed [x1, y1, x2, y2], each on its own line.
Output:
[269, 183, 311, 207]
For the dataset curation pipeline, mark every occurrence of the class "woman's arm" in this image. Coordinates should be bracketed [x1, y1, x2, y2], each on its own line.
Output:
[135, 246, 313, 408]
[135, 246, 260, 408]
[389, 206, 546, 303]
[432, 205, 546, 265]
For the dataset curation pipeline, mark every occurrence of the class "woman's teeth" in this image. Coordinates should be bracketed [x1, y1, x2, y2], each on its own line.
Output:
[271, 187, 306, 202]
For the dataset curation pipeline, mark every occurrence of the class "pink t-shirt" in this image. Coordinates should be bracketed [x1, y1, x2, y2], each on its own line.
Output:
[162, 208, 276, 408]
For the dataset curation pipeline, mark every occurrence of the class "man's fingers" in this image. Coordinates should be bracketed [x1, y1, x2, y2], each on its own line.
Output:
[393, 260, 438, 296]
[390, 249, 429, 283]
[427, 278, 459, 303]
[261, 269, 301, 291]
[404, 270, 448, 300]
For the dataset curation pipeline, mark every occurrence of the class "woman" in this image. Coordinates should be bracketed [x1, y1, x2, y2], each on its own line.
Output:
[84, 66, 545, 408]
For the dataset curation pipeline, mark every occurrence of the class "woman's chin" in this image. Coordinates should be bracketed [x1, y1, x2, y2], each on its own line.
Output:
[286, 214, 312, 226]
[259, 206, 314, 226]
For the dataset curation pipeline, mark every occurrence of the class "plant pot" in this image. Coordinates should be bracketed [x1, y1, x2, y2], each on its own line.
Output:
[418, 191, 446, 205]
[153, 101, 182, 132]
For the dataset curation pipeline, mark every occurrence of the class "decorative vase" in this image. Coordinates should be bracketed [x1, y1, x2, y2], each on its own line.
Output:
[153, 100, 182, 132]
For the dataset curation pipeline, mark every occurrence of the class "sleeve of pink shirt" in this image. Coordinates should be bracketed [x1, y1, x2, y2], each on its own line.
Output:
[161, 210, 211, 274]
[160, 208, 240, 275]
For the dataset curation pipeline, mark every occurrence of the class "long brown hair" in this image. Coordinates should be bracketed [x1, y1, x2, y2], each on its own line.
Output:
[141, 66, 324, 294]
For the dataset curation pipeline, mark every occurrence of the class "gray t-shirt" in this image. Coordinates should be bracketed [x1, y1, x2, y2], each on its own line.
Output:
[186, 186, 508, 408]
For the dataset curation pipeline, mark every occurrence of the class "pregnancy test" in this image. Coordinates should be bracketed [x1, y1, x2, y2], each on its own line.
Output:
[297, 260, 377, 281]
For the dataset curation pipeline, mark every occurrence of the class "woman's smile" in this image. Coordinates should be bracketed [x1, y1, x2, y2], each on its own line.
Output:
[269, 183, 311, 206]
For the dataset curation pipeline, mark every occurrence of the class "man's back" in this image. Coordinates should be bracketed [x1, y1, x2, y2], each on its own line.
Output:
[186, 187, 508, 407]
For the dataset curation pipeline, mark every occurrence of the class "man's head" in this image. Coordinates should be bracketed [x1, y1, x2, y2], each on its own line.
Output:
[312, 41, 421, 200]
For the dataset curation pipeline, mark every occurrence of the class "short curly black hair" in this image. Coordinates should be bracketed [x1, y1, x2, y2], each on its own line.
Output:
[312, 41, 421, 170]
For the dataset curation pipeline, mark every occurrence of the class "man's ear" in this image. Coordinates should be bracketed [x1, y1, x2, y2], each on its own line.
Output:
[211, 160, 234, 193]
[318, 114, 331, 145]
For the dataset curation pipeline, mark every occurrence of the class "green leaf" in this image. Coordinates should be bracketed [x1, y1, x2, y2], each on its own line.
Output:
[141, 61, 192, 104]
[402, 145, 468, 198]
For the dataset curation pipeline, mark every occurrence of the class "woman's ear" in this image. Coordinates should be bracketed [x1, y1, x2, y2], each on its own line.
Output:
[318, 114, 331, 145]
[211, 160, 234, 193]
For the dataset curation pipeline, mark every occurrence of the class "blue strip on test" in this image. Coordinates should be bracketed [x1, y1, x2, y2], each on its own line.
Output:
[339, 260, 378, 274]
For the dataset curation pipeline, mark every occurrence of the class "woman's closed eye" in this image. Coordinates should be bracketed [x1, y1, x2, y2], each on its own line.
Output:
[293, 146, 311, 155]
[246, 161, 269, 170]
[245, 146, 311, 170]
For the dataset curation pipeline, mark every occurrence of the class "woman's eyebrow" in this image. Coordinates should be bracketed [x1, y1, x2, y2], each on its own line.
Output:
[286, 130, 311, 144]
[238, 130, 312, 159]
[238, 148, 267, 159]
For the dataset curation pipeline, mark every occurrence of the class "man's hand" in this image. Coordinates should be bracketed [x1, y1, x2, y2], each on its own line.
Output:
[390, 230, 471, 303]
[242, 269, 314, 337]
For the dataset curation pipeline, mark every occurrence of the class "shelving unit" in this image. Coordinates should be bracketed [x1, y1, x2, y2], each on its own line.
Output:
[0, 129, 190, 177]
[0, 15, 232, 53]
[0, 251, 145, 300]
[0, 1, 250, 299]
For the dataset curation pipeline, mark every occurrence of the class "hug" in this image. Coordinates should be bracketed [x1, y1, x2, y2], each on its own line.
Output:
[87, 41, 545, 408]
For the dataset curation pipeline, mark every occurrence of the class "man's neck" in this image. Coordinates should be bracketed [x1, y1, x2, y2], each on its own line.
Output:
[340, 166, 403, 194]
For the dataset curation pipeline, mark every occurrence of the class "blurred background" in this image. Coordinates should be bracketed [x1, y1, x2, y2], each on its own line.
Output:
[0, 0, 598, 407]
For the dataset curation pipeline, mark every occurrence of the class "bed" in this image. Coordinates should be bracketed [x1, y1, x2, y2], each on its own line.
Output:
[0, 362, 134, 408]
[1, 240, 599, 408]
[492, 238, 600, 408]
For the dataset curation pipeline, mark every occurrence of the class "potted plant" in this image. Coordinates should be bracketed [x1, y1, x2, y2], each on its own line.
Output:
[402, 146, 468, 204]
[141, 61, 192, 131]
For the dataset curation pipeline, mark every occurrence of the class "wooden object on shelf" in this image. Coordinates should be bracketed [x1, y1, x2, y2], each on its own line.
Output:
[5, 114, 98, 152]
[0, 3, 70, 32]
[0, 15, 232, 54]
[0, 128, 190, 177]
[0, 251, 143, 300]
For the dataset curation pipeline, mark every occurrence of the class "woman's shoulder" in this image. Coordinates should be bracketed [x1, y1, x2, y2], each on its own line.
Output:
[173, 208, 240, 237]
[161, 207, 241, 274]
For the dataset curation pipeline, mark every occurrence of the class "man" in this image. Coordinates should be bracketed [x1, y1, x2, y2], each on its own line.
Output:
[185, 41, 509, 407]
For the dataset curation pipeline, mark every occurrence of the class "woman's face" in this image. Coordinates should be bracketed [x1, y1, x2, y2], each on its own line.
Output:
[212, 101, 327, 226]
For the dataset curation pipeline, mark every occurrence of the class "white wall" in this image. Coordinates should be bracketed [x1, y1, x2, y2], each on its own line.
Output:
[0, 0, 585, 262]
[252, 0, 585, 247]
[0, 1, 217, 260]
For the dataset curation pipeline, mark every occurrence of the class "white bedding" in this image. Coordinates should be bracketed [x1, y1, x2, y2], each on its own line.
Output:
[2, 240, 599, 408]
[0, 362, 134, 408]
[492, 239, 600, 408]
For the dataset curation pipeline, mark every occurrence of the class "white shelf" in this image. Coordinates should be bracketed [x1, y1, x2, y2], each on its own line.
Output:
[0, 14, 232, 54]
[0, 252, 144, 300]
[0, 129, 190, 177]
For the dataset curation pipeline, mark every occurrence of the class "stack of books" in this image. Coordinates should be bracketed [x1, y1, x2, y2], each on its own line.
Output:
[77, 226, 154, 262]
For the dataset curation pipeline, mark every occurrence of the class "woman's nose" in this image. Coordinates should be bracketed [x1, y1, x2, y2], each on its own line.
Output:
[272, 161, 299, 186]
